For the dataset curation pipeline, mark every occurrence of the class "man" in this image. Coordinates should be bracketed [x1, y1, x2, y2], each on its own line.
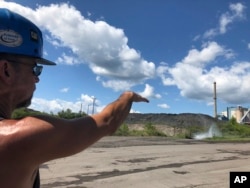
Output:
[0, 8, 149, 188]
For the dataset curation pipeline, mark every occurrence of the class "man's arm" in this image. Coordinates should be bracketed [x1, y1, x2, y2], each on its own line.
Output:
[6, 92, 148, 165]
[92, 91, 149, 134]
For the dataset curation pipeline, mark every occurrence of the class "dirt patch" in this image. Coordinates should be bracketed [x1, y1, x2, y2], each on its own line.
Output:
[124, 113, 222, 137]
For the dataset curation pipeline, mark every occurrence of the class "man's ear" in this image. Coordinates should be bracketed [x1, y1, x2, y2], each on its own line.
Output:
[0, 61, 13, 84]
[4, 63, 10, 77]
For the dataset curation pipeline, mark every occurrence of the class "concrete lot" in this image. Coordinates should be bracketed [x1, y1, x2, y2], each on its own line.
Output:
[40, 137, 250, 188]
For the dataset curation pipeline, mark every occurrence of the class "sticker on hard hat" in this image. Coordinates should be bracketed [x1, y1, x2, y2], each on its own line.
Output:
[0, 30, 23, 47]
[30, 30, 38, 42]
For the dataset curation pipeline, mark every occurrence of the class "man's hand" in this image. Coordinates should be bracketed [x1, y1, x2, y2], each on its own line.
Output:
[120, 91, 149, 103]
[131, 92, 149, 103]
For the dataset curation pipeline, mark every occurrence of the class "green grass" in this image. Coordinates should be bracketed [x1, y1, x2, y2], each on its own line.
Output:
[114, 123, 166, 137]
[114, 117, 250, 142]
[206, 136, 250, 142]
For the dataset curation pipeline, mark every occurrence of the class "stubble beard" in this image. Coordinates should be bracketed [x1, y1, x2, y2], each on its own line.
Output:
[16, 95, 33, 109]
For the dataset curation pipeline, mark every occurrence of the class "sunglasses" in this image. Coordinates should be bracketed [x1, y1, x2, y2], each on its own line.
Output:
[6, 59, 43, 77]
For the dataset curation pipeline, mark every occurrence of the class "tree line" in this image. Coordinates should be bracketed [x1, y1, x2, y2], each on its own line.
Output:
[11, 108, 87, 119]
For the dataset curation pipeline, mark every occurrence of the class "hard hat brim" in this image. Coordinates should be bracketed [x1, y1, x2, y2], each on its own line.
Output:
[36, 58, 56, 65]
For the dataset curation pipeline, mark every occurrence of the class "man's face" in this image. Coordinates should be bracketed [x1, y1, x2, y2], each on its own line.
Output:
[6, 56, 42, 109]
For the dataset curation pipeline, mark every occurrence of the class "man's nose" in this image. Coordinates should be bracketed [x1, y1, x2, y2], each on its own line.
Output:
[35, 76, 40, 83]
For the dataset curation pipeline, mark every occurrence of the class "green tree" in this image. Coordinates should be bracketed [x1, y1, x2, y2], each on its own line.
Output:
[144, 123, 166, 136]
[11, 108, 86, 119]
[57, 109, 85, 119]
[11, 108, 46, 119]
[114, 124, 130, 136]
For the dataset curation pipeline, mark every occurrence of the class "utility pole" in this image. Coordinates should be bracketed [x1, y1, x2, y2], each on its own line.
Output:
[92, 97, 96, 115]
[79, 103, 82, 115]
[87, 104, 91, 115]
[213, 82, 217, 119]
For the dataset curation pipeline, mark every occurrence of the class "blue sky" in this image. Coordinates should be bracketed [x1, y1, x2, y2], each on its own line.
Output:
[1, 0, 250, 116]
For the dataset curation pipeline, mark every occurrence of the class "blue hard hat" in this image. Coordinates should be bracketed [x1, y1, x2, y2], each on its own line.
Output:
[0, 8, 55, 65]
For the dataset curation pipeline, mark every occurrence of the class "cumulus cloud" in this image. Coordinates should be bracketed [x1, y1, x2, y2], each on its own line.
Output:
[30, 93, 102, 114]
[157, 104, 170, 109]
[1, 2, 155, 91]
[3, 1, 250, 111]
[182, 42, 226, 66]
[100, 79, 136, 91]
[157, 41, 250, 104]
[30, 94, 140, 114]
[139, 84, 161, 99]
[60, 87, 70, 93]
[204, 3, 246, 38]
[30, 98, 82, 113]
[156, 63, 175, 86]
[56, 53, 80, 65]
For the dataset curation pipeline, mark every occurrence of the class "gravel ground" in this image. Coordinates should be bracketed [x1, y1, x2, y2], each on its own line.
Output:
[40, 136, 250, 188]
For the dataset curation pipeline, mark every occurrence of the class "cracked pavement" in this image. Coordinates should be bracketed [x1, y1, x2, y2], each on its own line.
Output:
[40, 137, 250, 188]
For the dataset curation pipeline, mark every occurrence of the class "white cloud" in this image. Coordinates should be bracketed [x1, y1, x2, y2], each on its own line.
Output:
[80, 94, 95, 104]
[31, 94, 135, 115]
[45, 35, 63, 48]
[193, 35, 200, 41]
[30, 98, 82, 114]
[130, 109, 141, 113]
[182, 42, 225, 66]
[203, 29, 217, 39]
[157, 41, 250, 104]
[80, 94, 101, 114]
[31, 93, 103, 114]
[100, 79, 135, 92]
[60, 87, 69, 93]
[139, 84, 161, 99]
[229, 3, 246, 18]
[157, 41, 228, 87]
[203, 2, 246, 38]
[3, 1, 250, 110]
[1, 2, 155, 91]
[157, 104, 170, 109]
[56, 53, 80, 65]
[156, 64, 175, 86]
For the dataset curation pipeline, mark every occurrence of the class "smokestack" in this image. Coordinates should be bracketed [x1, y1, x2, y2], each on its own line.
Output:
[213, 82, 217, 119]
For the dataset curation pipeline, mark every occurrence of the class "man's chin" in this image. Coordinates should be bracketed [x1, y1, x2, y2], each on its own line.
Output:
[16, 98, 32, 109]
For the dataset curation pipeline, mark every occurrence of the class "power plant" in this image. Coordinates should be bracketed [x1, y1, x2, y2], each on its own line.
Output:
[213, 82, 250, 124]
[221, 106, 250, 124]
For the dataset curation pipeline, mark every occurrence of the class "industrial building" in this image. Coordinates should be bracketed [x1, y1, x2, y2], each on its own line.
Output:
[221, 106, 250, 124]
